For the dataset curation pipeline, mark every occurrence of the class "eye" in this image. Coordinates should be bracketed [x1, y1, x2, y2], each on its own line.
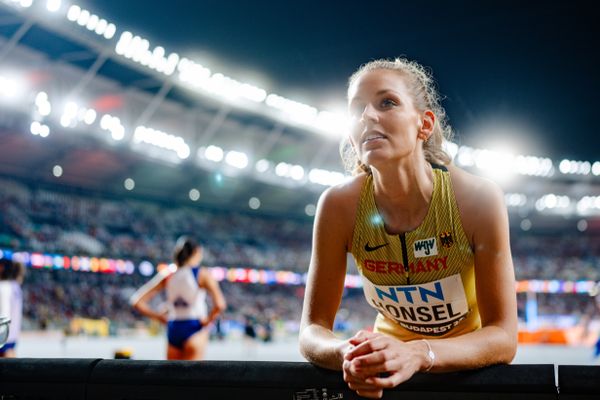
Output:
[380, 98, 397, 108]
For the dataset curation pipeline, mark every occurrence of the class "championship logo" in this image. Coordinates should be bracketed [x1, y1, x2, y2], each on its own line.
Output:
[439, 231, 454, 249]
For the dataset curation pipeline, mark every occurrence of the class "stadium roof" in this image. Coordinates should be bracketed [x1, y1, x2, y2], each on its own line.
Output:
[79, 0, 599, 161]
[0, 0, 599, 225]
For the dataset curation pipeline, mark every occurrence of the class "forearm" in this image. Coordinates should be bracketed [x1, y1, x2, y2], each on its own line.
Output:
[133, 301, 164, 322]
[205, 305, 224, 324]
[423, 325, 516, 372]
[299, 324, 349, 371]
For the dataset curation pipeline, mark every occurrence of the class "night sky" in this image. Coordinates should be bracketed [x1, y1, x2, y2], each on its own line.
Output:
[83, 0, 599, 161]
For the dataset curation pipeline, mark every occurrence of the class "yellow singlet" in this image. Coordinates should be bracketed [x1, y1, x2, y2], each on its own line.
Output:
[350, 164, 481, 340]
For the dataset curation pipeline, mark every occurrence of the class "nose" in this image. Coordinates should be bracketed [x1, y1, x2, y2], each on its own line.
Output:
[359, 103, 377, 124]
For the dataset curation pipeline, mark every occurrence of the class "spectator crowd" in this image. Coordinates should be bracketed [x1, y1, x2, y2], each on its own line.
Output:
[1, 177, 599, 336]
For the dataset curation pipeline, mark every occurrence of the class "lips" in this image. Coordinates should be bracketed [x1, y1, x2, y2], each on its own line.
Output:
[362, 131, 386, 144]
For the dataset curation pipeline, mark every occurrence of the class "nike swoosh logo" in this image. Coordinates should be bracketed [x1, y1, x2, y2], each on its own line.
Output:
[364, 242, 389, 252]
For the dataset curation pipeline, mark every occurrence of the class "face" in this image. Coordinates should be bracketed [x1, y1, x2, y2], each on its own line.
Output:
[188, 247, 203, 266]
[347, 69, 425, 168]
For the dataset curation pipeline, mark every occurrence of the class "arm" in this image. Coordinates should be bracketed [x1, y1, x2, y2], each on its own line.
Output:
[299, 186, 354, 370]
[130, 273, 168, 324]
[414, 179, 517, 371]
[199, 268, 227, 325]
[432, 181, 517, 371]
[344, 178, 517, 392]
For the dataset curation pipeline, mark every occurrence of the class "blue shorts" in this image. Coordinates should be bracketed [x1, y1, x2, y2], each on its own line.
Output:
[0, 342, 16, 356]
[167, 320, 203, 349]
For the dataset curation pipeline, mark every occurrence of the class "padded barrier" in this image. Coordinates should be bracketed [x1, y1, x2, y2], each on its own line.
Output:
[558, 365, 600, 400]
[0, 358, 101, 400]
[0, 359, 564, 400]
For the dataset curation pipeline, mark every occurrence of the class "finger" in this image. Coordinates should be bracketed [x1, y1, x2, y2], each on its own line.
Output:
[366, 371, 411, 389]
[343, 361, 382, 389]
[344, 342, 372, 360]
[351, 349, 387, 367]
[349, 330, 380, 345]
[345, 336, 388, 360]
[348, 355, 391, 378]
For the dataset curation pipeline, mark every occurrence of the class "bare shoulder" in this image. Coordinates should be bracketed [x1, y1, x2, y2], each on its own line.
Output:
[318, 173, 365, 215]
[315, 173, 366, 249]
[198, 267, 213, 286]
[448, 164, 504, 202]
[447, 164, 506, 241]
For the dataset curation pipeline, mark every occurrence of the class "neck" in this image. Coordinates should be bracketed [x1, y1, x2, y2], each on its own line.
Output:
[370, 155, 434, 232]
[372, 155, 433, 202]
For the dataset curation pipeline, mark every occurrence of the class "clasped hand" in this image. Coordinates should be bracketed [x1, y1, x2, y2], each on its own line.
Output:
[342, 330, 424, 399]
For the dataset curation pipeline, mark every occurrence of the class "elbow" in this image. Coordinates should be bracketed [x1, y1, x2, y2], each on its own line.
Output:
[298, 323, 311, 357]
[503, 336, 518, 364]
[297, 324, 320, 365]
[130, 295, 145, 313]
[495, 327, 518, 364]
[129, 297, 139, 309]
[298, 328, 311, 362]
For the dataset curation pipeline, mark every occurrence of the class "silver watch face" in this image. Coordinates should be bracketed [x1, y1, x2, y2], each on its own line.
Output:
[0, 317, 10, 346]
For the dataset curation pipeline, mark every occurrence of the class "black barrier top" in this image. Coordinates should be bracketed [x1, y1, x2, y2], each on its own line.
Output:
[0, 359, 577, 400]
[558, 365, 600, 395]
[89, 360, 558, 394]
[0, 358, 101, 383]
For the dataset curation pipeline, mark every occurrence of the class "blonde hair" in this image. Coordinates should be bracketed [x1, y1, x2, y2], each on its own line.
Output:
[340, 57, 453, 175]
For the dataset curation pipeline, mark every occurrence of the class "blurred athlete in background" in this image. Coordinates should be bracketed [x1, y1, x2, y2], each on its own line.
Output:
[0, 259, 25, 358]
[131, 237, 226, 360]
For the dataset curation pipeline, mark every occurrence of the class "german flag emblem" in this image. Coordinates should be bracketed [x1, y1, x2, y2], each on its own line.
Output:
[439, 231, 454, 249]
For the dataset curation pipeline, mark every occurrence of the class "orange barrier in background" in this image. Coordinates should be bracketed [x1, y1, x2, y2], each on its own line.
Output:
[518, 329, 568, 344]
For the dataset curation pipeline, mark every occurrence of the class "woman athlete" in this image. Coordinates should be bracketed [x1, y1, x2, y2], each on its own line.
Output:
[132, 237, 226, 360]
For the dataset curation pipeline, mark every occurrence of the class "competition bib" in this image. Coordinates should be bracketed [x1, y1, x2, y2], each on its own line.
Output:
[362, 274, 469, 336]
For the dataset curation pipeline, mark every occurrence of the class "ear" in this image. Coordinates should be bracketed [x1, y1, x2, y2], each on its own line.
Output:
[419, 110, 435, 139]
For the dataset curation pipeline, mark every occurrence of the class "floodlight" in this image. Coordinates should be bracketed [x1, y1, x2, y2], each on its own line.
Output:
[290, 165, 304, 180]
[66, 5, 80, 21]
[305, 204, 316, 216]
[46, 0, 61, 13]
[205, 145, 224, 162]
[86, 14, 99, 31]
[95, 19, 108, 35]
[225, 150, 248, 169]
[83, 108, 97, 124]
[308, 168, 345, 186]
[275, 162, 289, 177]
[52, 165, 63, 177]
[248, 197, 261, 210]
[77, 9, 90, 26]
[176, 144, 190, 159]
[315, 111, 347, 138]
[189, 188, 200, 201]
[124, 178, 135, 191]
[104, 23, 116, 39]
[255, 159, 270, 173]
